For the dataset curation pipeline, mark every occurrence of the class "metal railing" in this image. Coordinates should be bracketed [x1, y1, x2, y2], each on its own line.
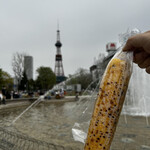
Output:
[0, 127, 80, 150]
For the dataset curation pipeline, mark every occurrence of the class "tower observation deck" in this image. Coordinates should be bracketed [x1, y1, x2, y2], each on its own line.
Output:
[54, 29, 66, 83]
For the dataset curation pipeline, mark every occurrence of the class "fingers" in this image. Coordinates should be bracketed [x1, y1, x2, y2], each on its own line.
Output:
[122, 31, 150, 74]
[122, 34, 144, 52]
[133, 51, 149, 64]
[138, 57, 150, 69]
[122, 37, 135, 51]
[133, 51, 150, 74]
[146, 66, 150, 74]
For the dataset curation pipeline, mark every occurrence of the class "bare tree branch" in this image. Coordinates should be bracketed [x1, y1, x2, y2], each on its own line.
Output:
[12, 52, 27, 84]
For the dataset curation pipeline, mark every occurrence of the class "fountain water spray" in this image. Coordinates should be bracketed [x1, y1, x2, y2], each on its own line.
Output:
[10, 73, 86, 126]
[10, 90, 50, 125]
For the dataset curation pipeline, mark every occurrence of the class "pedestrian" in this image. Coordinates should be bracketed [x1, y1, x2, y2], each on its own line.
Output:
[2, 96, 6, 104]
[123, 31, 150, 74]
[2, 86, 6, 97]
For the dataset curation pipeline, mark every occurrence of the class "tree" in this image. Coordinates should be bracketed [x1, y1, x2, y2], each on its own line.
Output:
[67, 68, 92, 89]
[19, 71, 28, 91]
[0, 69, 3, 89]
[19, 71, 36, 91]
[36, 66, 56, 90]
[0, 68, 13, 90]
[12, 52, 27, 87]
[28, 79, 36, 91]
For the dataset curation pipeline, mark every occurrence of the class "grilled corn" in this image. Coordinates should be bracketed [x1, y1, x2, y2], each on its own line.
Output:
[84, 55, 132, 150]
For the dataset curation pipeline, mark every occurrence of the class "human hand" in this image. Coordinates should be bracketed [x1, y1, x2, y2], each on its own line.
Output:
[123, 31, 150, 74]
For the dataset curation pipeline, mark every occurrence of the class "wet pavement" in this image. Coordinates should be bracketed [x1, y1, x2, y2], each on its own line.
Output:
[0, 99, 150, 150]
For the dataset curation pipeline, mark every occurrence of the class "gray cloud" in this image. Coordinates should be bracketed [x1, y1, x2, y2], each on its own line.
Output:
[0, 0, 150, 78]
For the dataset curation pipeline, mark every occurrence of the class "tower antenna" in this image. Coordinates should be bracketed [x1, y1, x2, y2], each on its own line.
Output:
[54, 25, 66, 83]
[57, 19, 59, 31]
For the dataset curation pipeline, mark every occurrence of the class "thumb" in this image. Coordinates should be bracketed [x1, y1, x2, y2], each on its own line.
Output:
[123, 33, 145, 52]
[122, 42, 134, 52]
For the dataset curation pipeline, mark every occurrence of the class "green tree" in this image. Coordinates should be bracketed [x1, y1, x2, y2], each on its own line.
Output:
[28, 79, 36, 91]
[0, 69, 3, 89]
[36, 66, 56, 90]
[0, 68, 13, 90]
[19, 71, 28, 91]
[67, 68, 92, 90]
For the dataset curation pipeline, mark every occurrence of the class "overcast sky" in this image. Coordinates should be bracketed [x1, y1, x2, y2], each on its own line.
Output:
[0, 0, 150, 79]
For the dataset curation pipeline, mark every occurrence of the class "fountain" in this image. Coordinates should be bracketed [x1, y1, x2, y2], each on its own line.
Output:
[1, 63, 150, 150]
[0, 29, 150, 150]
[123, 64, 150, 117]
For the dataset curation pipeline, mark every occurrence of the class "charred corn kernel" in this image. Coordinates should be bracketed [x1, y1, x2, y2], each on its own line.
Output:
[84, 57, 132, 150]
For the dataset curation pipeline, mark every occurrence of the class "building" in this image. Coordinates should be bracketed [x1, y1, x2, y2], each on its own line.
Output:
[54, 28, 66, 83]
[90, 42, 117, 81]
[24, 56, 33, 80]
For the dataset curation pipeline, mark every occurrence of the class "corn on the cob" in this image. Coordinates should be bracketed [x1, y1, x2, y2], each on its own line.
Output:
[84, 56, 132, 150]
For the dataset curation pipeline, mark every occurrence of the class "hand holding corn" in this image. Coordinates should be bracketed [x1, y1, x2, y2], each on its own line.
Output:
[123, 31, 150, 74]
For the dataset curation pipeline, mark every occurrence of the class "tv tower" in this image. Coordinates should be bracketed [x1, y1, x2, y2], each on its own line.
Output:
[54, 25, 66, 83]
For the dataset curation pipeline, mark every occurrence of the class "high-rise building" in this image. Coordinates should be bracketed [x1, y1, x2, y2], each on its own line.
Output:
[54, 28, 66, 83]
[24, 56, 33, 80]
